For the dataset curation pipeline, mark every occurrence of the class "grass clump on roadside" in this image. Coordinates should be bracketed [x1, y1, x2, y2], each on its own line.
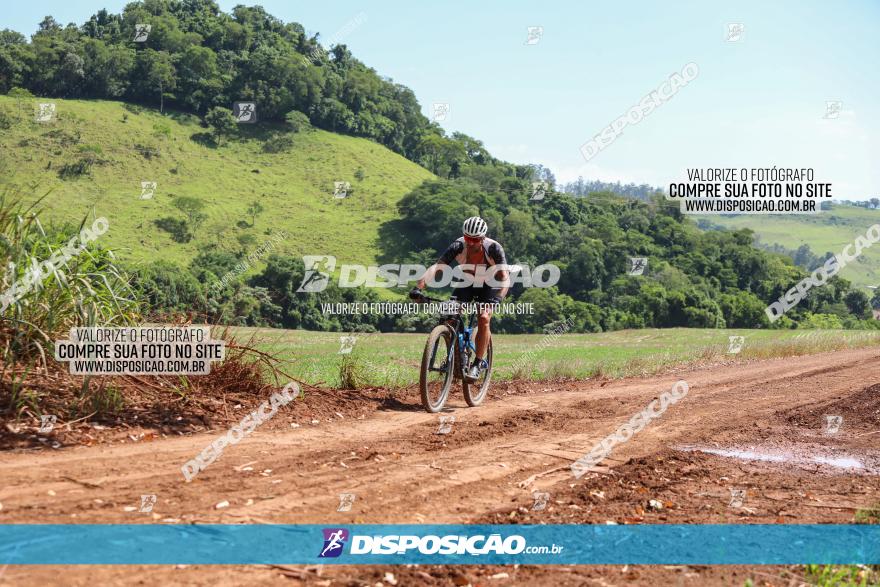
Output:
[802, 564, 878, 586]
[854, 503, 880, 524]
[0, 196, 299, 446]
[0, 193, 139, 418]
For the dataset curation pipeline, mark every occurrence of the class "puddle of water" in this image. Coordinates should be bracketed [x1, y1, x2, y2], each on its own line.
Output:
[813, 456, 864, 469]
[680, 446, 866, 471]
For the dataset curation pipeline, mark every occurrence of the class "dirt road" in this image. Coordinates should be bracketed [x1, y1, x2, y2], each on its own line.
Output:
[2, 347, 879, 586]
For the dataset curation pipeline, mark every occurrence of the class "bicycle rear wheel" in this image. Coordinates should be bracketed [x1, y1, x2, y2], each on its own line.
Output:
[463, 336, 492, 407]
[420, 324, 455, 413]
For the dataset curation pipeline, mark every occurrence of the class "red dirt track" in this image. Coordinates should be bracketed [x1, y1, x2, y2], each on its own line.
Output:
[2, 347, 879, 586]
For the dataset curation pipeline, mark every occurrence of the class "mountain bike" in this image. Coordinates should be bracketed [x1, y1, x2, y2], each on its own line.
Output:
[415, 294, 493, 413]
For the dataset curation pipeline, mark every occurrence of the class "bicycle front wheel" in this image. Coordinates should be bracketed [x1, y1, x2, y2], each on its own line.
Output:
[420, 324, 455, 413]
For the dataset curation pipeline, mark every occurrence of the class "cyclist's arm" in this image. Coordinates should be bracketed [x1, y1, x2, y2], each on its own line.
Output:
[417, 242, 461, 289]
[417, 261, 448, 290]
[490, 243, 510, 298]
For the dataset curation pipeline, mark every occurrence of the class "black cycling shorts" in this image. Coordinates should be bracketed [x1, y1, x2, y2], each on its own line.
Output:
[451, 286, 500, 312]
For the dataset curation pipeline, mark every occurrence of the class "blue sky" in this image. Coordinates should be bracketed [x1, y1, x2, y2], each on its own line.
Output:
[7, 1, 879, 197]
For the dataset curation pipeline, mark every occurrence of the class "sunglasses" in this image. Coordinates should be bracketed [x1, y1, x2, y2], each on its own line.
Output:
[463, 235, 484, 244]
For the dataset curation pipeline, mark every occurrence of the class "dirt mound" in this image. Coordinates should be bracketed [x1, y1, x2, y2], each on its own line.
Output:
[781, 381, 880, 431]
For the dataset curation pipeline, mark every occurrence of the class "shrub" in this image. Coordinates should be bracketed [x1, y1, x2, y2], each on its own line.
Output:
[152, 122, 171, 138]
[173, 196, 207, 231]
[57, 154, 96, 179]
[154, 217, 192, 243]
[134, 143, 160, 159]
[262, 133, 294, 153]
[284, 110, 311, 133]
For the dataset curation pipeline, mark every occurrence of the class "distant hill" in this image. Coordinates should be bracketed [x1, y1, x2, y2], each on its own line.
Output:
[697, 203, 880, 290]
[0, 96, 434, 267]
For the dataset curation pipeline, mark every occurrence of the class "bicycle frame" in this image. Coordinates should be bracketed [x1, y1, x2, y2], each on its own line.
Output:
[424, 296, 473, 380]
[417, 293, 494, 412]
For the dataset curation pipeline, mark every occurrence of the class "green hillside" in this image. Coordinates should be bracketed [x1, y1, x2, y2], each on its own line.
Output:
[0, 96, 434, 267]
[700, 205, 880, 290]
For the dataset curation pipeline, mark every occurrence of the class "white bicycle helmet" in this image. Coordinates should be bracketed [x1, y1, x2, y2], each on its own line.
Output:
[462, 216, 488, 237]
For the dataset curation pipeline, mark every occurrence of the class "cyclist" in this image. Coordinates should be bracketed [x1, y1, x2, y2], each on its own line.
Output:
[410, 216, 509, 382]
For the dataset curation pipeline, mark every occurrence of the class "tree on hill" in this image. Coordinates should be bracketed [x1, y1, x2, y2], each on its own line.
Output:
[204, 106, 236, 144]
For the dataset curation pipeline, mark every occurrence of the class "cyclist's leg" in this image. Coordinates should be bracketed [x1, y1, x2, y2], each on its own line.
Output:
[473, 287, 497, 362]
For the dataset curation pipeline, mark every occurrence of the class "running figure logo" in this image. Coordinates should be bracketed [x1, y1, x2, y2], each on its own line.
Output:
[727, 335, 745, 354]
[140, 181, 157, 200]
[297, 256, 336, 292]
[824, 415, 843, 434]
[319, 528, 349, 558]
[38, 415, 57, 433]
[628, 257, 648, 276]
[530, 181, 548, 201]
[133, 24, 151, 42]
[233, 101, 257, 123]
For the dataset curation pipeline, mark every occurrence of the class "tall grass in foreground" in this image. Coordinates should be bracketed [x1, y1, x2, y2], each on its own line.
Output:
[0, 193, 140, 415]
[802, 564, 879, 586]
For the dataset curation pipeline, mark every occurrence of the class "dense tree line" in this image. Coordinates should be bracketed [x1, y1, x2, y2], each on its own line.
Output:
[392, 165, 878, 332]
[562, 177, 663, 201]
[127, 170, 880, 333]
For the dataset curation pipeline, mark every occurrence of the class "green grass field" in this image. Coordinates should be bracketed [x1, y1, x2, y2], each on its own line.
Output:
[700, 204, 880, 290]
[228, 326, 880, 389]
[0, 96, 434, 269]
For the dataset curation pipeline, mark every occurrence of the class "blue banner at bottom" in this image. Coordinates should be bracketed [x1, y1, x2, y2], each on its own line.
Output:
[0, 524, 877, 565]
